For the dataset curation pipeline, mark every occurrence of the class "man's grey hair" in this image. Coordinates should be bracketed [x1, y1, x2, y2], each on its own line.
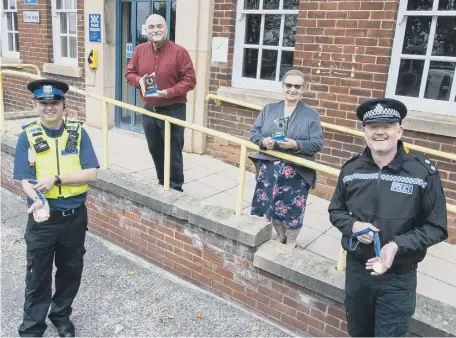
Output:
[282, 69, 307, 87]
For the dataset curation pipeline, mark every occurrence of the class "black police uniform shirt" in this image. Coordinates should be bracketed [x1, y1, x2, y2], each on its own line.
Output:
[328, 141, 447, 267]
[13, 122, 100, 212]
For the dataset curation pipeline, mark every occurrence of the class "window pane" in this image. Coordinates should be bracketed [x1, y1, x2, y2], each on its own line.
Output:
[14, 32, 19, 51]
[2, 0, 7, 10]
[402, 16, 431, 55]
[438, 0, 456, 10]
[432, 17, 456, 56]
[8, 32, 14, 51]
[60, 14, 68, 33]
[69, 36, 77, 58]
[283, 15, 297, 47]
[263, 0, 279, 10]
[263, 15, 281, 46]
[13, 12, 18, 31]
[245, 14, 261, 44]
[395, 59, 425, 97]
[7, 12, 12, 31]
[244, 0, 259, 10]
[407, 0, 433, 10]
[68, 13, 77, 34]
[61, 36, 68, 57]
[260, 49, 278, 80]
[242, 48, 258, 78]
[153, 1, 166, 18]
[56, 0, 62, 9]
[283, 0, 299, 10]
[425, 61, 455, 100]
[64, 0, 73, 9]
[9, 0, 16, 9]
[279, 51, 294, 80]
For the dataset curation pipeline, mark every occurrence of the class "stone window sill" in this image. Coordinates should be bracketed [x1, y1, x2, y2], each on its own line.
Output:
[0, 57, 22, 65]
[217, 86, 456, 137]
[43, 63, 82, 78]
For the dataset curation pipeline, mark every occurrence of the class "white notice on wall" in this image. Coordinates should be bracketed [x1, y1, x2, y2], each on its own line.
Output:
[211, 37, 229, 63]
[23, 11, 40, 24]
[142, 25, 147, 36]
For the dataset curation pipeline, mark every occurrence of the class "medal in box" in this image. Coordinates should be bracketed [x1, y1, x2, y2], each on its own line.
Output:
[143, 73, 158, 96]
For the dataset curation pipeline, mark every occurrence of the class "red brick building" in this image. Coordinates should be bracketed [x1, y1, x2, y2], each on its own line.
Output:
[1, 0, 455, 239]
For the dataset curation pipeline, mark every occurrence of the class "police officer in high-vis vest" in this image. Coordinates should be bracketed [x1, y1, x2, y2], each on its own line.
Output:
[328, 98, 448, 336]
[13, 79, 99, 337]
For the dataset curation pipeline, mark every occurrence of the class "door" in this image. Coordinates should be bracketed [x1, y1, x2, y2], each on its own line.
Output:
[115, 0, 176, 132]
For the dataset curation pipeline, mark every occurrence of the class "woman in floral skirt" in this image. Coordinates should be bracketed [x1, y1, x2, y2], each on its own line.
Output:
[249, 70, 324, 247]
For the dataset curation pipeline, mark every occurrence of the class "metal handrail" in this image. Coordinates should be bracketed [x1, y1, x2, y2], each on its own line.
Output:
[1, 64, 41, 76]
[206, 94, 456, 162]
[1, 69, 455, 273]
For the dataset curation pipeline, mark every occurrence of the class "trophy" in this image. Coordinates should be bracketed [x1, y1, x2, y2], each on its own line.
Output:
[143, 73, 158, 96]
[272, 117, 289, 141]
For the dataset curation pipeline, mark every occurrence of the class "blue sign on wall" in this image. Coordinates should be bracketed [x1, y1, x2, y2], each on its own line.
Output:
[88, 14, 101, 42]
[24, 0, 38, 4]
[126, 43, 133, 58]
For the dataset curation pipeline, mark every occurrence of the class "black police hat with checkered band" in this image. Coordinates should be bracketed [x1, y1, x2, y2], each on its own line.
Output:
[27, 79, 69, 101]
[357, 98, 407, 125]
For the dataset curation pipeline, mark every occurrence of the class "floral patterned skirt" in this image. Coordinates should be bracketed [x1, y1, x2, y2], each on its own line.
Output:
[251, 160, 309, 229]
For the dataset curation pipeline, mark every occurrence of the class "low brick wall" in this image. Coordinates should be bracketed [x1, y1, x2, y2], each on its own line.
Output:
[2, 133, 455, 337]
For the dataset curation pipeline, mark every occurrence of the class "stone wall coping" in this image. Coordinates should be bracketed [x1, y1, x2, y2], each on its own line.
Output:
[217, 86, 456, 138]
[254, 241, 456, 337]
[1, 134, 272, 248]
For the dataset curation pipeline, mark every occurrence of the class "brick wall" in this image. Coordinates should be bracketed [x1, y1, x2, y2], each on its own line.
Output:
[205, 0, 456, 243]
[2, 0, 86, 118]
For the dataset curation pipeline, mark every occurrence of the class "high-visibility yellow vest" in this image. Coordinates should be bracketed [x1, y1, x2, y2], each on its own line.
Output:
[23, 121, 88, 199]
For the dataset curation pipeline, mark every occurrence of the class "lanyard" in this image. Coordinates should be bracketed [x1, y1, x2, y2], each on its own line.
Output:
[28, 179, 46, 204]
[349, 228, 381, 257]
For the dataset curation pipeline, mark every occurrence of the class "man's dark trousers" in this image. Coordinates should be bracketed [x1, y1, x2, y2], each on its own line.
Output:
[143, 103, 186, 190]
[344, 255, 417, 337]
[18, 206, 88, 337]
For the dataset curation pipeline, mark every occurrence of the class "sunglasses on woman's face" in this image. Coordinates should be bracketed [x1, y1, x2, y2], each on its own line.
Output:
[284, 83, 303, 90]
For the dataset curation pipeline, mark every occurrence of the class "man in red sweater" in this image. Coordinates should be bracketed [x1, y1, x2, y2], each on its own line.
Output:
[125, 14, 196, 192]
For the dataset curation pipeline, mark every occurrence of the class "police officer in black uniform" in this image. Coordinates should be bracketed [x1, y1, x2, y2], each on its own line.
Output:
[13, 79, 99, 337]
[328, 98, 448, 337]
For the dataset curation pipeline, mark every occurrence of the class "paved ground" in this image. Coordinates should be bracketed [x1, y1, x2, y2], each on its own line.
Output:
[4, 118, 456, 309]
[0, 188, 293, 337]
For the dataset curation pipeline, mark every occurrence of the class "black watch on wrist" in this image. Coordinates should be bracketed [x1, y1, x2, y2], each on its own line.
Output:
[54, 175, 62, 186]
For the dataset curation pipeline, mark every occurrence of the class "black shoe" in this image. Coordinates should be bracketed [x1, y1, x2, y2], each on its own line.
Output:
[158, 181, 164, 186]
[53, 322, 75, 337]
[172, 187, 183, 192]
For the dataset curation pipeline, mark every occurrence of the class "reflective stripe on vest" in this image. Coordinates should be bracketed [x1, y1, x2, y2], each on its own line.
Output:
[24, 122, 88, 199]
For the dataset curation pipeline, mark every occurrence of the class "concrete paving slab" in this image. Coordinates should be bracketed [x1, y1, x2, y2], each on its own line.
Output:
[115, 160, 155, 172]
[305, 197, 330, 216]
[296, 227, 322, 249]
[135, 168, 158, 180]
[181, 181, 220, 200]
[427, 242, 456, 265]
[183, 166, 218, 181]
[418, 254, 456, 287]
[324, 226, 342, 240]
[197, 173, 239, 191]
[305, 234, 340, 263]
[302, 210, 332, 234]
[416, 272, 456, 307]
[201, 192, 249, 210]
[1, 188, 291, 337]
[218, 167, 256, 183]
[108, 165, 133, 174]
[225, 183, 256, 203]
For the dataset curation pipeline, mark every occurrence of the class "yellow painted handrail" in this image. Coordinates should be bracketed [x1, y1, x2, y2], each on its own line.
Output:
[1, 69, 456, 274]
[206, 94, 456, 162]
[1, 63, 41, 76]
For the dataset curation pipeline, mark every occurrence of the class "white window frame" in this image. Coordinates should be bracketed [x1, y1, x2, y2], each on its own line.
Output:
[232, 0, 299, 93]
[51, 0, 78, 67]
[1, 0, 20, 59]
[386, 0, 456, 116]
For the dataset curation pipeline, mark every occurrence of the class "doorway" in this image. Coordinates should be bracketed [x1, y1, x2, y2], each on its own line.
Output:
[115, 0, 176, 132]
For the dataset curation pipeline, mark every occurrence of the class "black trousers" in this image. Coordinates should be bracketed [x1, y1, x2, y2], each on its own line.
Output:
[143, 103, 186, 189]
[18, 206, 88, 337]
[345, 255, 417, 337]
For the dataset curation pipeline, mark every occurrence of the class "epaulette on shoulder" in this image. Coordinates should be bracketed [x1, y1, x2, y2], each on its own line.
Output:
[21, 120, 38, 130]
[342, 152, 361, 168]
[413, 152, 438, 174]
[66, 119, 84, 125]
